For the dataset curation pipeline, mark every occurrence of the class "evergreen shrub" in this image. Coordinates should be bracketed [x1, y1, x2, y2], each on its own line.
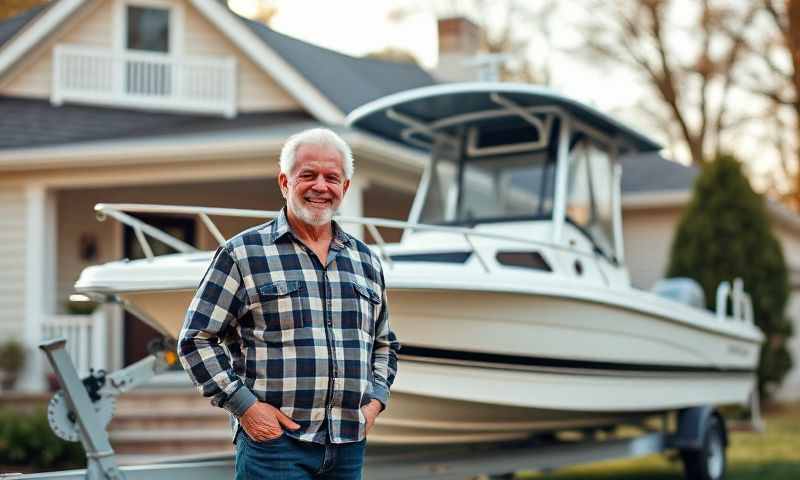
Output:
[666, 154, 793, 398]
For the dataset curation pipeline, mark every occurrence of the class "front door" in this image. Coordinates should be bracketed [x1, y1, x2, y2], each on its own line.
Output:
[123, 215, 195, 365]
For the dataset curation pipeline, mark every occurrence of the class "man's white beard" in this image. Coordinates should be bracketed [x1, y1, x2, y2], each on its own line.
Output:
[288, 195, 334, 226]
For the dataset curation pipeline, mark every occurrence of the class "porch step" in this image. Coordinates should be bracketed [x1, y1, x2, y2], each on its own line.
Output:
[109, 388, 234, 462]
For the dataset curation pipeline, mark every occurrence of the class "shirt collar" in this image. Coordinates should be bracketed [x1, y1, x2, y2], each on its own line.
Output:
[267, 207, 353, 249]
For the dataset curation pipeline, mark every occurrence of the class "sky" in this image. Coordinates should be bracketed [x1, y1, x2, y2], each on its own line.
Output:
[225, 0, 780, 187]
[226, 0, 644, 111]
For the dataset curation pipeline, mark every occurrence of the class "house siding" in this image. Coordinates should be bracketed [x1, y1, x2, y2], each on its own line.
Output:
[182, 3, 299, 112]
[773, 228, 800, 401]
[0, 186, 27, 339]
[1, 0, 299, 113]
[0, 0, 111, 98]
[622, 206, 681, 290]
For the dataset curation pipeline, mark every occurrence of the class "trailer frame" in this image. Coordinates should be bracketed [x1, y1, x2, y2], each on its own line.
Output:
[0, 338, 735, 480]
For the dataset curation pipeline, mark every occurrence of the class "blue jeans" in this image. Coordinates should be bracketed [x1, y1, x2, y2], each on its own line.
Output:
[234, 430, 366, 480]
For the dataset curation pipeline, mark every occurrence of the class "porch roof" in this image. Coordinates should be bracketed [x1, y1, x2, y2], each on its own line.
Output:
[0, 96, 313, 150]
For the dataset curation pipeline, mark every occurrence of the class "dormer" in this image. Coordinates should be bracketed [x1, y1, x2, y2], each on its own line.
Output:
[53, 0, 236, 116]
[0, 0, 435, 123]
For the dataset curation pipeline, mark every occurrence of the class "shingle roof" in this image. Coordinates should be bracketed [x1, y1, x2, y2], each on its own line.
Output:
[621, 151, 697, 193]
[236, 15, 437, 114]
[0, 4, 48, 48]
[0, 96, 313, 149]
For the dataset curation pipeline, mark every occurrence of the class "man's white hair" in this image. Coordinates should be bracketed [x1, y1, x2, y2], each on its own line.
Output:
[279, 128, 354, 179]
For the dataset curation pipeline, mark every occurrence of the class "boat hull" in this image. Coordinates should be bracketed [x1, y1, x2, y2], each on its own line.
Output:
[110, 285, 758, 445]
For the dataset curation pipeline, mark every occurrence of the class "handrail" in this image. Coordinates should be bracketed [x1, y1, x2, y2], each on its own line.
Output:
[94, 203, 594, 266]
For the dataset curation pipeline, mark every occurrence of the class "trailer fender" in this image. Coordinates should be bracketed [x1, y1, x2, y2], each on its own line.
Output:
[673, 406, 728, 451]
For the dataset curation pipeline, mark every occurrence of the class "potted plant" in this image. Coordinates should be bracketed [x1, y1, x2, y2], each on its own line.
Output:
[0, 340, 26, 391]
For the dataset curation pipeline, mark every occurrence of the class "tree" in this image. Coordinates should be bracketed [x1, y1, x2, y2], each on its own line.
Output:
[667, 154, 792, 398]
[580, 0, 759, 165]
[740, 1, 800, 208]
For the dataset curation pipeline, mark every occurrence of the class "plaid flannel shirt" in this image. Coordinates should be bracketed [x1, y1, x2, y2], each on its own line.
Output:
[178, 208, 400, 444]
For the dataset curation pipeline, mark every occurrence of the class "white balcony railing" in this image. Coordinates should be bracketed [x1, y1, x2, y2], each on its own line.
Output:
[52, 45, 237, 117]
[41, 309, 107, 377]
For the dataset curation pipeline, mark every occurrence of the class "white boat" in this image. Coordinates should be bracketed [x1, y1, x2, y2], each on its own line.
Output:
[76, 83, 763, 446]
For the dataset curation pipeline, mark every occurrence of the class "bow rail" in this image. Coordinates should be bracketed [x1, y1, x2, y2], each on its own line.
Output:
[95, 203, 592, 272]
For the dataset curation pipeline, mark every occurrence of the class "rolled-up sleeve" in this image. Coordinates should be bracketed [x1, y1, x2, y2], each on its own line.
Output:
[177, 245, 256, 417]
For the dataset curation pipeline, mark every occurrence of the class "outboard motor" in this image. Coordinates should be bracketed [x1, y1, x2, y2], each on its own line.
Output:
[651, 277, 706, 309]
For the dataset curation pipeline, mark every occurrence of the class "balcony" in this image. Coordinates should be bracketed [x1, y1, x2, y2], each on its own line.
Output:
[52, 44, 237, 117]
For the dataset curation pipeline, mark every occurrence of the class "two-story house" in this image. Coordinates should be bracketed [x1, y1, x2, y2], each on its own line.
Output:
[3, 1, 800, 408]
[0, 0, 436, 392]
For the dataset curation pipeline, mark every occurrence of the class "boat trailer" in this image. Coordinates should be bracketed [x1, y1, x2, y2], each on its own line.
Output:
[2, 338, 747, 480]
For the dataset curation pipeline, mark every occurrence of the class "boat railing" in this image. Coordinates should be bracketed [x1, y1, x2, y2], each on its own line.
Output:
[715, 278, 754, 324]
[94, 203, 586, 273]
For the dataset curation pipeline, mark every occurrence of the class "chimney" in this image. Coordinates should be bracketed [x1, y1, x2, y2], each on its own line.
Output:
[434, 17, 482, 82]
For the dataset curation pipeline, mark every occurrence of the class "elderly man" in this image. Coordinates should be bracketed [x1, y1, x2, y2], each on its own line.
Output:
[178, 128, 400, 480]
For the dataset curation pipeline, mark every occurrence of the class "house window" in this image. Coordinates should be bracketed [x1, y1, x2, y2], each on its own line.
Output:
[124, 5, 172, 96]
[126, 6, 169, 53]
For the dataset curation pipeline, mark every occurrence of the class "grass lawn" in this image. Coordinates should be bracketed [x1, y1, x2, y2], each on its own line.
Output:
[522, 403, 800, 480]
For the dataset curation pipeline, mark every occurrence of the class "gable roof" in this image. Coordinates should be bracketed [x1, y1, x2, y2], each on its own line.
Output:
[238, 15, 436, 114]
[621, 152, 698, 194]
[0, 4, 48, 48]
[0, 0, 436, 123]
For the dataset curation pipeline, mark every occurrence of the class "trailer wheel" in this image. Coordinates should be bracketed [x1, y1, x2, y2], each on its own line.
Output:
[680, 414, 726, 480]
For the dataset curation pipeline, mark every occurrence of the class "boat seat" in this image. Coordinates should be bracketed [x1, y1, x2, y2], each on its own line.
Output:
[650, 277, 706, 309]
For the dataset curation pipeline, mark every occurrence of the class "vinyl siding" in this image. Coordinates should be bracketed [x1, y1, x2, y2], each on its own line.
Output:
[1, 0, 300, 113]
[182, 3, 299, 112]
[0, 186, 27, 340]
[0, 0, 111, 98]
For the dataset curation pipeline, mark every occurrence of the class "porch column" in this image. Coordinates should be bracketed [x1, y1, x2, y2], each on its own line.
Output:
[19, 185, 54, 392]
[338, 175, 369, 240]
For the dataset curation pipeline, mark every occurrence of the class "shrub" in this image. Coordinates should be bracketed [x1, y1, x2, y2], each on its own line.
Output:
[0, 408, 85, 470]
[666, 153, 792, 398]
[0, 341, 25, 391]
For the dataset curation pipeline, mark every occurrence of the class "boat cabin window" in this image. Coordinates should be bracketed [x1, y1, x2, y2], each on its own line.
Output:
[566, 139, 615, 258]
[419, 147, 555, 225]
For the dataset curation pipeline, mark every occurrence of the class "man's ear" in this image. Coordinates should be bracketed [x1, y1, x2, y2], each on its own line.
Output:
[278, 172, 288, 198]
[342, 178, 351, 197]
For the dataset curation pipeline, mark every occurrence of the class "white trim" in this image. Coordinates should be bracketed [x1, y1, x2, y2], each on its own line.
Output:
[338, 175, 367, 240]
[621, 190, 690, 210]
[44, 190, 57, 314]
[115, 0, 184, 56]
[0, 127, 428, 175]
[1, 0, 345, 123]
[0, 0, 85, 77]
[188, 0, 345, 124]
[0, 132, 288, 170]
[19, 184, 47, 392]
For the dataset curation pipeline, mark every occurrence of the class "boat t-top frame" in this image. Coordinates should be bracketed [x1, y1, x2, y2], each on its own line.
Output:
[347, 83, 662, 266]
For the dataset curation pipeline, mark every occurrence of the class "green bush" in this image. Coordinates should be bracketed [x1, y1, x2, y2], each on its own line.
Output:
[0, 408, 85, 470]
[0, 341, 24, 373]
[666, 153, 793, 398]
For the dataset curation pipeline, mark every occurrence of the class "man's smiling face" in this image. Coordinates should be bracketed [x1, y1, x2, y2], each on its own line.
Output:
[279, 143, 350, 227]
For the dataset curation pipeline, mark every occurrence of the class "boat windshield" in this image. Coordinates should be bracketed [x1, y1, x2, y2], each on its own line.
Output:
[418, 149, 555, 225]
[565, 139, 615, 259]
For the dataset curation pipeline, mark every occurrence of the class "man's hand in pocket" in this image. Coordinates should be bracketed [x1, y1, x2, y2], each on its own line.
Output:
[240, 402, 300, 441]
